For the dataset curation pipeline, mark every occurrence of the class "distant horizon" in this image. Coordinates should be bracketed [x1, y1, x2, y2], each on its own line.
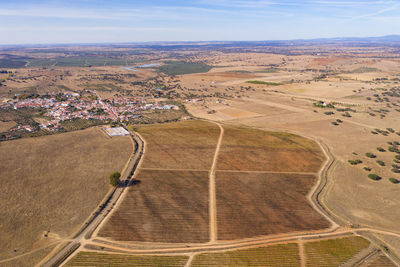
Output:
[1, 0, 400, 45]
[1, 34, 400, 47]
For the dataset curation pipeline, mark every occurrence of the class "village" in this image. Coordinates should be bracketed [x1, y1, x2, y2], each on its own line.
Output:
[0, 92, 179, 138]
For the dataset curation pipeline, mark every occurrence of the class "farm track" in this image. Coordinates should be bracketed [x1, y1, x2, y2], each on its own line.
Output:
[209, 122, 224, 243]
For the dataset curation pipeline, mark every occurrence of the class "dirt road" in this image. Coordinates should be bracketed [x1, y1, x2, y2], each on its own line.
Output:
[209, 123, 224, 243]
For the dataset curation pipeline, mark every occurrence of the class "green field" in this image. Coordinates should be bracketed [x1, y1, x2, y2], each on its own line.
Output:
[65, 252, 188, 266]
[305, 236, 370, 266]
[0, 56, 143, 68]
[246, 80, 283, 85]
[157, 61, 212, 76]
[191, 243, 300, 266]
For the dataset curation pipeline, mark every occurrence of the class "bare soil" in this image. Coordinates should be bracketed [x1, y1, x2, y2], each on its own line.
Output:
[98, 170, 210, 243]
[217, 125, 325, 172]
[135, 120, 220, 169]
[215, 172, 330, 240]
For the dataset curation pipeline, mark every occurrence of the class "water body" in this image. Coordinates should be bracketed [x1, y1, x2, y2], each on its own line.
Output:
[122, 63, 161, 71]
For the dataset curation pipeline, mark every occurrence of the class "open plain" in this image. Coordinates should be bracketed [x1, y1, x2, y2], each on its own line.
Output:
[2, 40, 400, 266]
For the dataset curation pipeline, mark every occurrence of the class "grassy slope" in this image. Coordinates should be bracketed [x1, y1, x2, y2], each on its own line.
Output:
[0, 127, 132, 260]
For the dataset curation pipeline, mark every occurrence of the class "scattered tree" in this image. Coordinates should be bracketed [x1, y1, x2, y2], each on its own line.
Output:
[368, 174, 381, 181]
[109, 172, 121, 186]
[366, 153, 376, 158]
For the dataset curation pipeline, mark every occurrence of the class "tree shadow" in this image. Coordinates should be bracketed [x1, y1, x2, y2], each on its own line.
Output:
[119, 179, 141, 188]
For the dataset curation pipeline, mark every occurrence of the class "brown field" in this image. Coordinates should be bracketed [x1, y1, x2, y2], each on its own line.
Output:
[366, 255, 396, 266]
[304, 236, 370, 266]
[0, 127, 132, 260]
[217, 126, 325, 172]
[0, 120, 16, 132]
[216, 172, 330, 240]
[191, 243, 300, 266]
[65, 252, 188, 267]
[135, 120, 220, 169]
[98, 170, 210, 243]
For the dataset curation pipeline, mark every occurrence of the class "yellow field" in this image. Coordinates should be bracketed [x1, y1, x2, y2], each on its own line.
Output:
[191, 243, 300, 266]
[305, 236, 370, 266]
[65, 252, 188, 267]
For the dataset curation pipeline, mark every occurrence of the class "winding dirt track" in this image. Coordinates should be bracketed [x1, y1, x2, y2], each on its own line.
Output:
[209, 123, 224, 243]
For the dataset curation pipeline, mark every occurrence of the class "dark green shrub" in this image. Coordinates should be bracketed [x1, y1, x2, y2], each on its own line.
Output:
[376, 160, 385, 166]
[368, 174, 381, 180]
[377, 147, 386, 152]
[348, 159, 362, 165]
[363, 167, 371, 171]
[389, 178, 400, 184]
[392, 168, 400, 173]
[366, 153, 376, 158]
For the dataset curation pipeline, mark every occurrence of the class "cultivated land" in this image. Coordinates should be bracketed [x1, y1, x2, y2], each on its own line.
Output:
[97, 120, 329, 244]
[65, 252, 189, 267]
[304, 236, 370, 266]
[134, 120, 220, 169]
[0, 127, 132, 261]
[2, 41, 400, 264]
[217, 126, 325, 172]
[191, 243, 300, 266]
[98, 170, 210, 243]
[216, 172, 330, 240]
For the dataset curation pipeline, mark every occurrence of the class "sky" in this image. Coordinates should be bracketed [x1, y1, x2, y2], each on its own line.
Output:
[0, 0, 399, 44]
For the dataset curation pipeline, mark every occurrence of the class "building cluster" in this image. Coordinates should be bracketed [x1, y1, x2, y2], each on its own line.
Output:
[1, 92, 179, 134]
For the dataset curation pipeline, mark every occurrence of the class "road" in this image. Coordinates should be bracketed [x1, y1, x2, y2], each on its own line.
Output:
[43, 125, 144, 267]
[209, 122, 224, 243]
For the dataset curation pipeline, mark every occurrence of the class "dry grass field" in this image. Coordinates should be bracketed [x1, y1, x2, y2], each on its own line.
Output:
[304, 236, 370, 266]
[98, 170, 210, 243]
[216, 172, 330, 240]
[65, 252, 188, 267]
[191, 243, 300, 266]
[217, 126, 325, 172]
[135, 120, 220, 169]
[0, 127, 132, 260]
[0, 244, 57, 267]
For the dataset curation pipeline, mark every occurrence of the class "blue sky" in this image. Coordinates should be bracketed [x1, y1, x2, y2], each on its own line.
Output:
[0, 0, 399, 44]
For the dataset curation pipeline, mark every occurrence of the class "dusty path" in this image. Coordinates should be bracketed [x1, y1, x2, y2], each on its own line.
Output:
[298, 240, 306, 267]
[209, 122, 224, 243]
